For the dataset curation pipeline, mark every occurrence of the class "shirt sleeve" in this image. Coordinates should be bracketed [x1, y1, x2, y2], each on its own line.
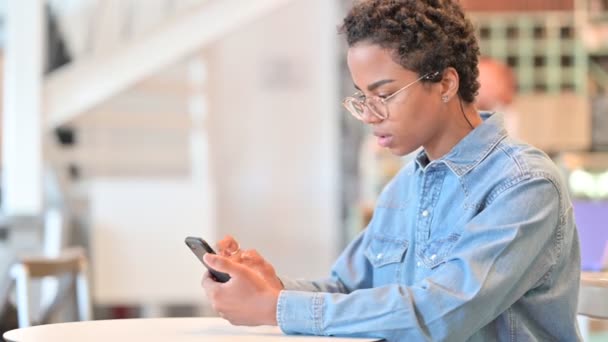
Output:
[277, 177, 566, 340]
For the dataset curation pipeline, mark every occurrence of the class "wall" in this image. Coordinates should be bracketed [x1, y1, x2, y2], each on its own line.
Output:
[206, 0, 340, 279]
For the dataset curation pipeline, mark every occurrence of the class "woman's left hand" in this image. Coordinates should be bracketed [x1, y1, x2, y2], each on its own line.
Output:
[201, 253, 282, 326]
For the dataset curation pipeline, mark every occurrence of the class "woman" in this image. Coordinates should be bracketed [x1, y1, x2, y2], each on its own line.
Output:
[201, 0, 581, 340]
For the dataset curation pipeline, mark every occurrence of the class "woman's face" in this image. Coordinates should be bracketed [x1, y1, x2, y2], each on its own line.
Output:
[347, 42, 446, 156]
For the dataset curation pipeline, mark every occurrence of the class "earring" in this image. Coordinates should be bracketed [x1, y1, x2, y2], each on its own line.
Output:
[442, 95, 449, 103]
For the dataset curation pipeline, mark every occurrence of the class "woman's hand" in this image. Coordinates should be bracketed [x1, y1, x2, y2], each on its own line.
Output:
[201, 253, 282, 326]
[216, 235, 241, 257]
[215, 235, 284, 290]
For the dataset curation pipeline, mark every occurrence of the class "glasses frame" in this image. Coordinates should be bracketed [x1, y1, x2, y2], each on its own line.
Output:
[343, 71, 440, 121]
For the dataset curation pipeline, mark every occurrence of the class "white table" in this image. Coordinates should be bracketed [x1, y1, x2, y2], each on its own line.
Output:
[3, 317, 384, 342]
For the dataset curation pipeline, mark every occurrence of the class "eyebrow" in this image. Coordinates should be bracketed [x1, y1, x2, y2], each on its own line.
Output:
[354, 79, 396, 92]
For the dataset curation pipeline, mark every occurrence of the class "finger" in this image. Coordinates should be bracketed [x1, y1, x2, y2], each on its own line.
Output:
[241, 250, 275, 276]
[241, 249, 262, 261]
[239, 249, 262, 267]
[216, 235, 240, 256]
[226, 248, 242, 261]
[201, 271, 216, 289]
[215, 235, 233, 254]
[204, 253, 249, 277]
[201, 275, 219, 301]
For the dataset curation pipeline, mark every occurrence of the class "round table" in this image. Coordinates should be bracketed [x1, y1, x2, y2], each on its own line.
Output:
[3, 317, 382, 342]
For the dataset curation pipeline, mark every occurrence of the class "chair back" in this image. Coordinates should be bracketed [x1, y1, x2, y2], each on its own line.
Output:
[10, 247, 91, 328]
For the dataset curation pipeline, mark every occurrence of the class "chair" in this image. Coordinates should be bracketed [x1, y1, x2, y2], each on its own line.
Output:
[9, 247, 92, 328]
[578, 271, 608, 340]
[579, 271, 608, 319]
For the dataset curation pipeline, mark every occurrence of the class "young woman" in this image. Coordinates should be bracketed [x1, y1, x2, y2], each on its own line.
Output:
[201, 1, 581, 340]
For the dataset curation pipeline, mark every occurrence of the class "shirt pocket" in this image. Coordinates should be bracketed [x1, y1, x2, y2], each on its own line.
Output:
[364, 234, 409, 284]
[417, 233, 461, 269]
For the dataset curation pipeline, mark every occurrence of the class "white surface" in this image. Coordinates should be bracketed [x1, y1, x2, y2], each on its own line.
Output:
[89, 179, 216, 305]
[206, 0, 340, 281]
[2, 0, 44, 215]
[3, 317, 383, 342]
[80, 0, 340, 308]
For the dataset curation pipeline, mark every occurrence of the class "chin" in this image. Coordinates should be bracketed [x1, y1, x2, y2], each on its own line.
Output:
[389, 148, 410, 157]
[389, 144, 419, 157]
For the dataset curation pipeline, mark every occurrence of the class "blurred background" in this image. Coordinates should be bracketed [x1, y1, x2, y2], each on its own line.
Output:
[0, 0, 607, 340]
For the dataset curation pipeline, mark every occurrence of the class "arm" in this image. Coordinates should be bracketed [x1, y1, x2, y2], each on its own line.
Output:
[202, 224, 375, 325]
[215, 231, 374, 295]
[278, 177, 565, 340]
[201, 235, 362, 324]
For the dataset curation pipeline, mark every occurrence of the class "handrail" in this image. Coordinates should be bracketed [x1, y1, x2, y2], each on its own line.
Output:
[44, 0, 293, 130]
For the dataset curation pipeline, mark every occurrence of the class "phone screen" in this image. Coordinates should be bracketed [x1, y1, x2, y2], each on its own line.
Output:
[185, 236, 231, 283]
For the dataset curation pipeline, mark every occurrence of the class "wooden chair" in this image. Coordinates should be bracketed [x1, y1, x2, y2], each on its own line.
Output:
[579, 272, 608, 319]
[9, 247, 92, 327]
[578, 272, 608, 340]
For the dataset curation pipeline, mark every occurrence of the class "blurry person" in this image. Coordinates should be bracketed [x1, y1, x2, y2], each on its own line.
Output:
[477, 57, 519, 137]
[476, 57, 515, 110]
[200, 1, 581, 340]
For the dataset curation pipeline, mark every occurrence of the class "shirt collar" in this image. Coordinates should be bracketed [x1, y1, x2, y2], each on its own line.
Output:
[415, 112, 508, 177]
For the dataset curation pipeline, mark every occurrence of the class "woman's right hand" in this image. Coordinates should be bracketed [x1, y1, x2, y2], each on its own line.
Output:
[216, 235, 284, 290]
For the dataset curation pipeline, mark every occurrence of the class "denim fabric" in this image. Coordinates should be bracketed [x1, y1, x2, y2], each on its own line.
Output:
[277, 113, 581, 342]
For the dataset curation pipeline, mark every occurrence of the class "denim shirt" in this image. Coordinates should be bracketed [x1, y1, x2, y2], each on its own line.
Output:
[277, 113, 581, 341]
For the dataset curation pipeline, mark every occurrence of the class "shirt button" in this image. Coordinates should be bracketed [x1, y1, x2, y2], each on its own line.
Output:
[422, 210, 429, 217]
[416, 262, 421, 267]
[430, 254, 437, 260]
[376, 253, 383, 260]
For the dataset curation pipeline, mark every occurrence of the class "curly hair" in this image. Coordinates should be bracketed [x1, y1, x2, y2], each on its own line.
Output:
[339, 0, 480, 103]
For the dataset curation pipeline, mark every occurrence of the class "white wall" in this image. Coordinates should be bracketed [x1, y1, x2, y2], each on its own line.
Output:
[85, 0, 341, 308]
[89, 179, 216, 305]
[206, 0, 340, 279]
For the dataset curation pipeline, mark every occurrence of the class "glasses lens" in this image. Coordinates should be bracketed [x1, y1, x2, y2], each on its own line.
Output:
[344, 98, 365, 119]
[343, 97, 388, 121]
[367, 97, 387, 119]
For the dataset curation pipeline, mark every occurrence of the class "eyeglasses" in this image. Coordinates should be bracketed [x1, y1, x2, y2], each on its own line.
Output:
[342, 71, 439, 121]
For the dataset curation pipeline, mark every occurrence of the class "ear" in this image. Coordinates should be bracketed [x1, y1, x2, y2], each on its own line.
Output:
[440, 67, 460, 102]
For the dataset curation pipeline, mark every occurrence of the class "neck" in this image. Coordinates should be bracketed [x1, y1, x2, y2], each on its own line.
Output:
[424, 100, 482, 161]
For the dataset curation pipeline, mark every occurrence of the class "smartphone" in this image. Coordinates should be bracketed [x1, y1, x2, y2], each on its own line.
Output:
[185, 236, 231, 283]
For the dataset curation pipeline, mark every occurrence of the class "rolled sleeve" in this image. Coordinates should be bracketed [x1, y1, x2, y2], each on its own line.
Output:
[277, 290, 325, 335]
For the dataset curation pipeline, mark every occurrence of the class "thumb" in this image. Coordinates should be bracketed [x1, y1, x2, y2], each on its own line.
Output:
[204, 253, 248, 276]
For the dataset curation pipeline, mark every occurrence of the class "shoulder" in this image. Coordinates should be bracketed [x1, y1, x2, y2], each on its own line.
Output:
[493, 137, 563, 183]
[479, 137, 568, 207]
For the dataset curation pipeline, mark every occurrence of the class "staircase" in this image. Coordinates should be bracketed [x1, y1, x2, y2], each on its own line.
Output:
[46, 0, 294, 130]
